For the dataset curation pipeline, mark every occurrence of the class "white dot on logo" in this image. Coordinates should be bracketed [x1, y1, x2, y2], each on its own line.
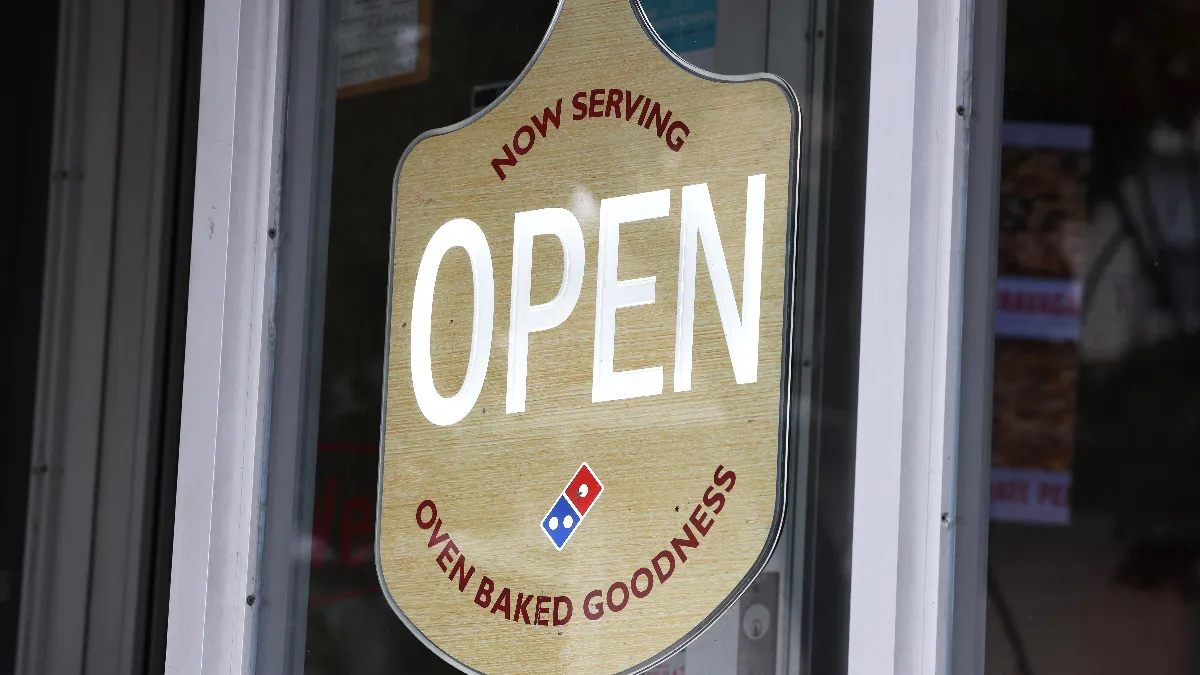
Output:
[548, 517, 559, 530]
[577, 484, 588, 498]
[563, 515, 574, 529]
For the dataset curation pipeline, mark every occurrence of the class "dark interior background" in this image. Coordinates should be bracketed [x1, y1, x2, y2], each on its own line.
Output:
[987, 0, 1200, 671]
[0, 1, 60, 672]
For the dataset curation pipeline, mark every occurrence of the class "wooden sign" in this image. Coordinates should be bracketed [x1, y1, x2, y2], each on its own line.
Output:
[377, 1, 800, 673]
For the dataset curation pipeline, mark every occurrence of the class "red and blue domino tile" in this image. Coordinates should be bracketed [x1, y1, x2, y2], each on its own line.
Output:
[540, 462, 604, 550]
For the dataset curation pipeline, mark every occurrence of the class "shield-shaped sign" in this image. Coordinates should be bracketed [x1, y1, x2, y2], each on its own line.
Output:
[377, 1, 801, 673]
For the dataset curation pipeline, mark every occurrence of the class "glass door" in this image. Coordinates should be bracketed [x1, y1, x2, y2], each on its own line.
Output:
[252, 0, 875, 673]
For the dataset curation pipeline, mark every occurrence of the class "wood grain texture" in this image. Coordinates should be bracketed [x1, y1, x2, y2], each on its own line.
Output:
[378, 1, 799, 673]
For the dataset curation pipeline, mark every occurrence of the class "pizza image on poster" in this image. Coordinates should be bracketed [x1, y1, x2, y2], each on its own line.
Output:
[990, 122, 1091, 526]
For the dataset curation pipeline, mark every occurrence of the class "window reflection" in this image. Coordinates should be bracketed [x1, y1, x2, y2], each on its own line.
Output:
[986, 0, 1200, 672]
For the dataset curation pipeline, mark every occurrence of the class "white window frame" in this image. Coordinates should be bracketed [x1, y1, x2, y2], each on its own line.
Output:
[163, 0, 1006, 673]
[164, 0, 287, 670]
[848, 0, 1004, 673]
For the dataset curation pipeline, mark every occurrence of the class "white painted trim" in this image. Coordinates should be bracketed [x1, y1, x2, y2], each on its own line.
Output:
[848, 0, 975, 672]
[164, 0, 288, 671]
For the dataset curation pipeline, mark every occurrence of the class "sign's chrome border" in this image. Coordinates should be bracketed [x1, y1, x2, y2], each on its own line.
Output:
[374, 2, 805, 673]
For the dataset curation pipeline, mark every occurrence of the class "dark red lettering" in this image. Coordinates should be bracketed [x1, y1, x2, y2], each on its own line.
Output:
[491, 587, 512, 620]
[671, 524, 701, 563]
[644, 102, 672, 137]
[449, 555, 475, 591]
[703, 485, 726, 514]
[514, 592, 534, 624]
[690, 504, 714, 536]
[513, 126, 536, 155]
[553, 596, 573, 626]
[491, 144, 518, 181]
[572, 91, 588, 120]
[436, 540, 459, 572]
[588, 88, 605, 117]
[624, 91, 645, 121]
[652, 550, 676, 582]
[535, 596, 551, 626]
[415, 499, 437, 528]
[714, 465, 736, 491]
[531, 98, 564, 137]
[605, 89, 623, 118]
[631, 568, 654, 598]
[583, 590, 605, 620]
[427, 519, 450, 549]
[475, 576, 494, 607]
[607, 582, 629, 612]
[637, 97, 651, 125]
[666, 120, 689, 151]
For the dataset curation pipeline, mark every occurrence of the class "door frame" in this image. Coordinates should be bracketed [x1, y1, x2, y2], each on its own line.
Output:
[163, 0, 1005, 673]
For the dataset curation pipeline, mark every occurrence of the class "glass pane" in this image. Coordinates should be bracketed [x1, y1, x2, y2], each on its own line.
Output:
[1, 0, 59, 671]
[985, 1, 1200, 672]
[264, 0, 875, 672]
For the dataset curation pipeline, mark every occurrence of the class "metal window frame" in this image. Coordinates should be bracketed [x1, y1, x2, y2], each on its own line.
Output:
[19, 0, 198, 670]
[253, 0, 339, 669]
[846, 0, 1004, 672]
[19, 0, 128, 667]
[948, 0, 1006, 670]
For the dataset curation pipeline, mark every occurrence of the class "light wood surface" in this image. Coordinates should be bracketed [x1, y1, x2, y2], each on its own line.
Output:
[379, 1, 799, 673]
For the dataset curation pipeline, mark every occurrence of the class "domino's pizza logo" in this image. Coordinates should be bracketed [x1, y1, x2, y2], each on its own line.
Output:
[540, 463, 604, 550]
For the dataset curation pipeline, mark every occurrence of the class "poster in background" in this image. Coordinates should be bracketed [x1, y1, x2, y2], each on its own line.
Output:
[640, 0, 719, 70]
[338, 0, 431, 96]
[990, 121, 1092, 526]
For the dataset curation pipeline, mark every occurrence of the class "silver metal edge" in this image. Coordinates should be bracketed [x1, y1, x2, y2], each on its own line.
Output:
[372, 2, 806, 674]
[947, 0, 1005, 669]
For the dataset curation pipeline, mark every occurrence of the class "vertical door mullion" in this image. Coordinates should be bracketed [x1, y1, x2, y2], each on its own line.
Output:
[847, 0, 984, 671]
[164, 0, 289, 671]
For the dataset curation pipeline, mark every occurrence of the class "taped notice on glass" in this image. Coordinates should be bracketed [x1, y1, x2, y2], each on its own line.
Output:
[338, 0, 429, 94]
